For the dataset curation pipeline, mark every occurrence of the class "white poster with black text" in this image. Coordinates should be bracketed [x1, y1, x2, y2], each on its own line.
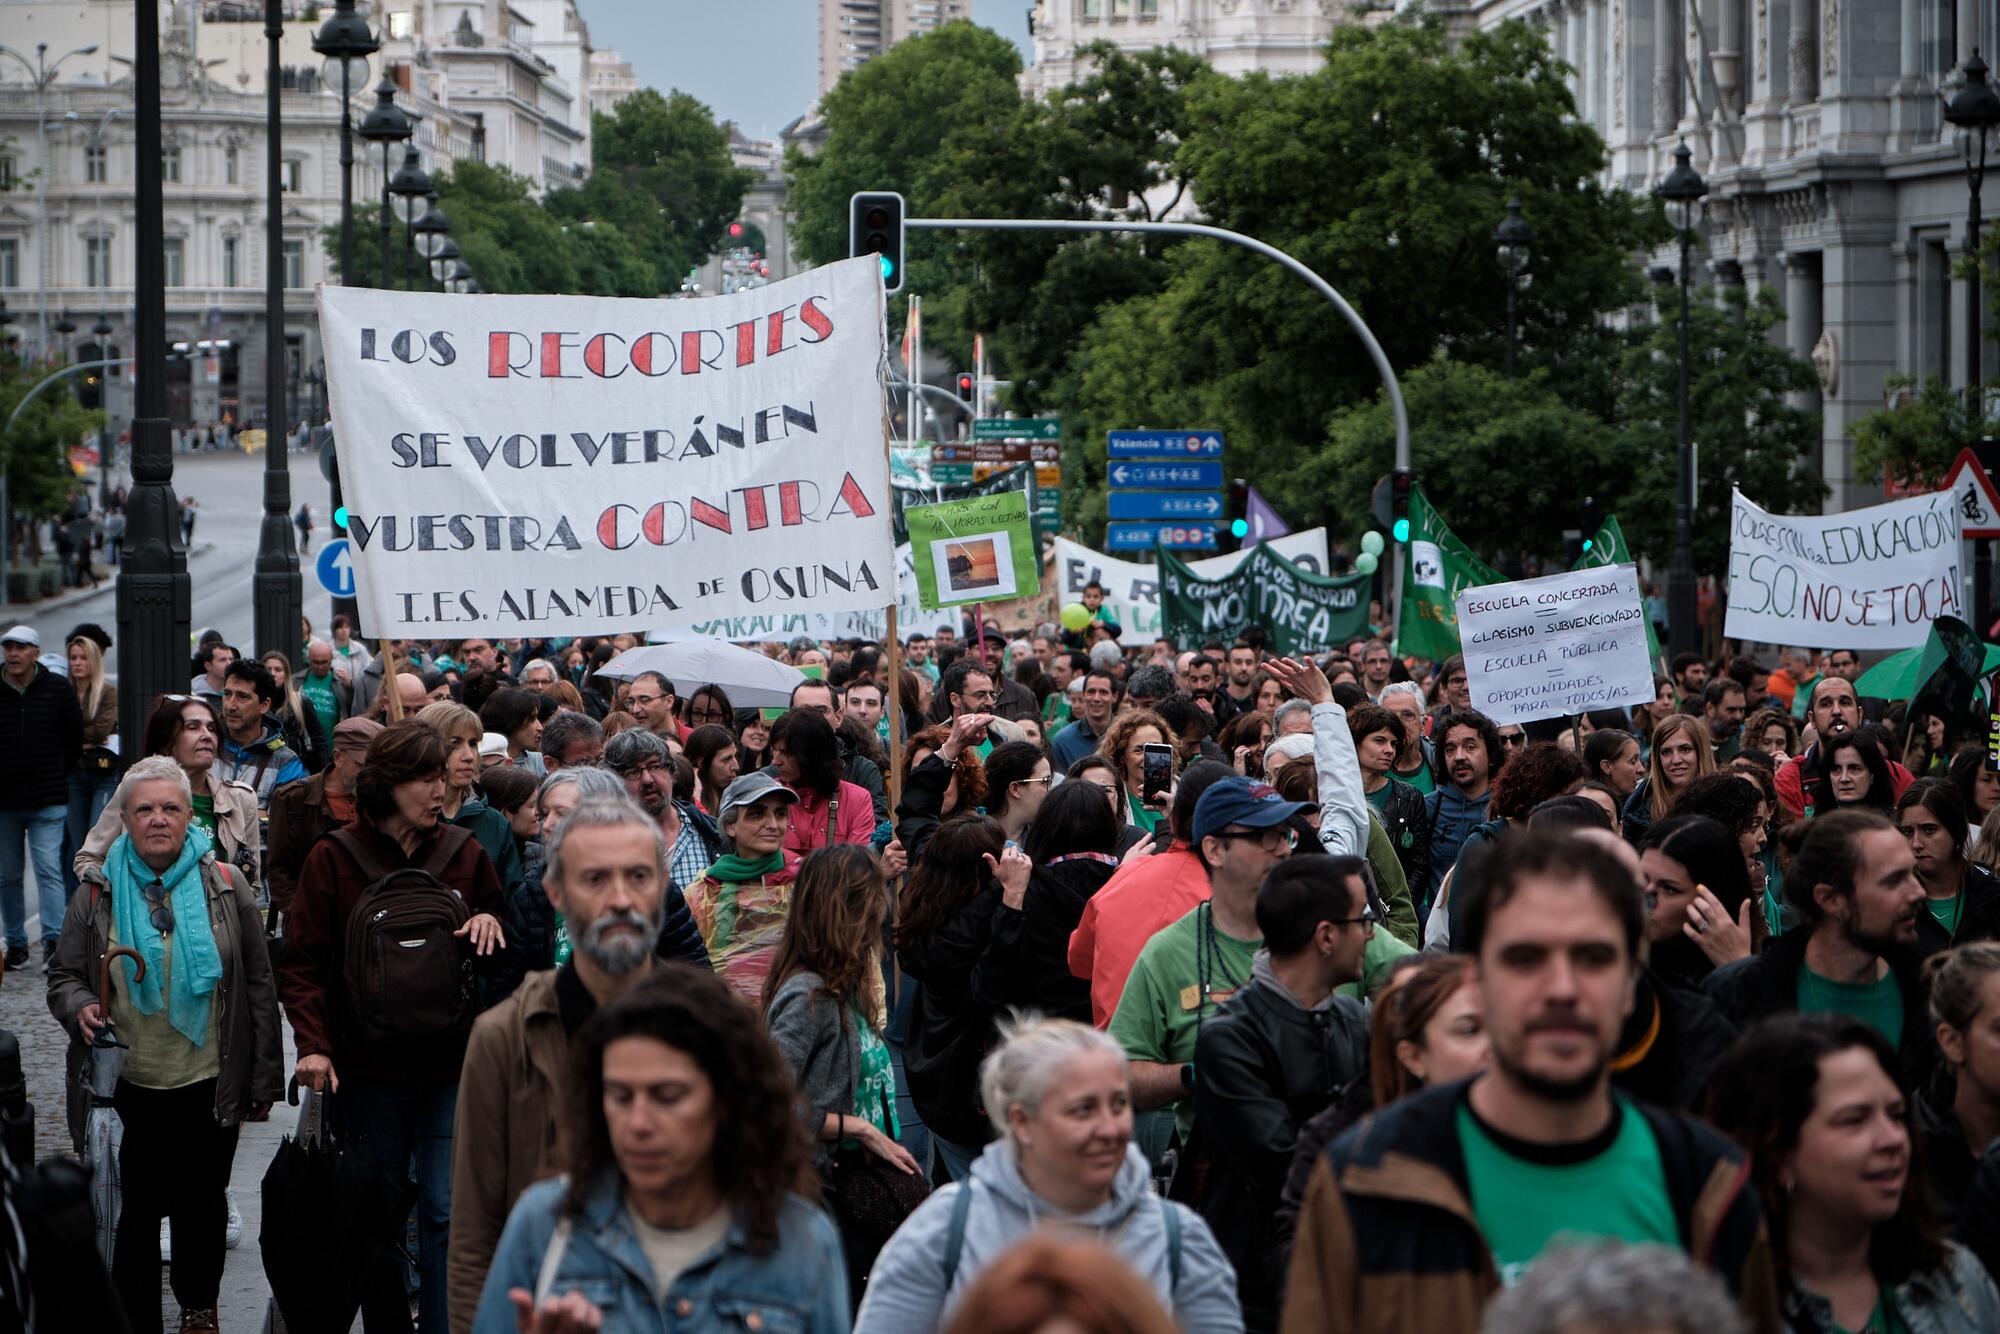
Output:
[1455, 564, 1655, 726]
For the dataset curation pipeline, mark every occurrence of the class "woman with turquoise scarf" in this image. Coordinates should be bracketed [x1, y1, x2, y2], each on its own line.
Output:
[48, 755, 283, 1334]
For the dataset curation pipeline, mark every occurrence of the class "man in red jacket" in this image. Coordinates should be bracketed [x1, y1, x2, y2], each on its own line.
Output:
[1774, 676, 1914, 820]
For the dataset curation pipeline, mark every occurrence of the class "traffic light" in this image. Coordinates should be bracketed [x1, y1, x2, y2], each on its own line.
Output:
[727, 221, 744, 241]
[1390, 468, 1414, 543]
[955, 372, 974, 404]
[1579, 495, 1602, 554]
[1223, 477, 1251, 552]
[849, 191, 906, 294]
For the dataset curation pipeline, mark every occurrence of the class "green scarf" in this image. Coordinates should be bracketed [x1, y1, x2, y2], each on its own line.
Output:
[704, 849, 785, 883]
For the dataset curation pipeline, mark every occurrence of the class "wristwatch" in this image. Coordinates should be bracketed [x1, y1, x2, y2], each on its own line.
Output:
[1180, 1062, 1196, 1090]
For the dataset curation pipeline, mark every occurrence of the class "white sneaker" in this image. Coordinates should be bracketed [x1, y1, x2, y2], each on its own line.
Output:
[159, 1218, 171, 1263]
[224, 1190, 243, 1250]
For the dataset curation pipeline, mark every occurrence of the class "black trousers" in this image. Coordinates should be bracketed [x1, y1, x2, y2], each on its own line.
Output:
[111, 1078, 240, 1334]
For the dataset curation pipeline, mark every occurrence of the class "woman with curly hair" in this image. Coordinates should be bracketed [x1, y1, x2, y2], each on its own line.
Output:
[1742, 707, 1800, 763]
[1098, 707, 1175, 837]
[476, 963, 850, 1331]
[894, 718, 989, 867]
[1623, 713, 1715, 847]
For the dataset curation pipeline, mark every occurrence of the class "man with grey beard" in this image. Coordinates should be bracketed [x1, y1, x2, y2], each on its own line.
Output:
[444, 795, 670, 1334]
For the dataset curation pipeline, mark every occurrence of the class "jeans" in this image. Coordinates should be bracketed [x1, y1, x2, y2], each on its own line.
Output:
[932, 1135, 983, 1183]
[888, 1044, 932, 1180]
[337, 1079, 459, 1334]
[112, 1078, 240, 1334]
[64, 767, 119, 900]
[0, 804, 69, 949]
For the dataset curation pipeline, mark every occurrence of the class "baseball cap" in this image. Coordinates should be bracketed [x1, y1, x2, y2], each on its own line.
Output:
[1264, 734, 1315, 775]
[332, 717, 384, 753]
[0, 626, 40, 648]
[477, 732, 509, 761]
[720, 771, 798, 821]
[1192, 776, 1308, 846]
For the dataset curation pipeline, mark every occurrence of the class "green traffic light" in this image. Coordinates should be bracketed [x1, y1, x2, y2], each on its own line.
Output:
[1230, 518, 1249, 539]
[1392, 518, 1410, 543]
[879, 255, 895, 281]
[334, 506, 350, 529]
[1581, 537, 1594, 552]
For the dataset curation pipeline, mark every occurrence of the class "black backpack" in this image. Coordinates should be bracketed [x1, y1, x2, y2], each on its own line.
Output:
[332, 826, 476, 1049]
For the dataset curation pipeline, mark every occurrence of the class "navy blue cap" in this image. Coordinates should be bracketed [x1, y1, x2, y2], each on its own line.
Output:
[1192, 776, 1308, 846]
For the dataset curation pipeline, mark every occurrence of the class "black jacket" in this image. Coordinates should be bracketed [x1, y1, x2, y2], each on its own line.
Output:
[896, 886, 1005, 1147]
[843, 747, 889, 824]
[1613, 970, 1740, 1111]
[892, 752, 956, 867]
[1915, 1071, 1983, 1232]
[0, 665, 82, 811]
[1192, 973, 1368, 1332]
[1702, 924, 1936, 1082]
[990, 856, 1116, 1024]
[1370, 778, 1430, 910]
[1914, 862, 2000, 957]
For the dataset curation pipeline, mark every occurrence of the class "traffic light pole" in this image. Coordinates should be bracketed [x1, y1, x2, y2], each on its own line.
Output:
[903, 216, 1411, 617]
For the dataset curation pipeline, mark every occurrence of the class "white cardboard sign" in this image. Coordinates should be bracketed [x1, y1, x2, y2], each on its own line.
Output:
[1455, 564, 1655, 725]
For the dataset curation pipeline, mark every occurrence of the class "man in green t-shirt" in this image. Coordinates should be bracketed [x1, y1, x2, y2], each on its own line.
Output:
[299, 639, 349, 740]
[1285, 835, 1780, 1333]
[1702, 807, 1925, 1052]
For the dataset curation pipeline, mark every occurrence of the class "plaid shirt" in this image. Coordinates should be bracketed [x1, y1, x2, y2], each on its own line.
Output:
[667, 800, 720, 891]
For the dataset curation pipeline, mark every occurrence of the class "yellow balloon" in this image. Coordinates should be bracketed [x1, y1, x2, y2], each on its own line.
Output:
[1061, 602, 1092, 632]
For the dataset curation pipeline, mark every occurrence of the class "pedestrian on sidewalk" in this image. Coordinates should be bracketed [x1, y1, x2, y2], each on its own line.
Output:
[104, 508, 126, 564]
[0, 626, 82, 972]
[294, 502, 313, 555]
[62, 633, 119, 900]
[47, 755, 283, 1334]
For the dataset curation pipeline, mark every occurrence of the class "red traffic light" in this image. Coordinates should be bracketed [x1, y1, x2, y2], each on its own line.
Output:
[728, 221, 744, 239]
[956, 373, 973, 397]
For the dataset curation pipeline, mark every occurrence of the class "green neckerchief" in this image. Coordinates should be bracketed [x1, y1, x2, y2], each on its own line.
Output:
[704, 849, 785, 883]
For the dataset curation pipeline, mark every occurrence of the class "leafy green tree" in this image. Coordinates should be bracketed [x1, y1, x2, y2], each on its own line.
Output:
[0, 347, 103, 534]
[1609, 285, 1824, 573]
[1851, 374, 1995, 490]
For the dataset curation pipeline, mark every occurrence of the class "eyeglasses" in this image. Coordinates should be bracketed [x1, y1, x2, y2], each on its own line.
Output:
[626, 693, 664, 708]
[1016, 775, 1054, 787]
[960, 689, 998, 704]
[141, 878, 174, 935]
[1215, 827, 1297, 852]
[1328, 905, 1377, 936]
[688, 706, 728, 723]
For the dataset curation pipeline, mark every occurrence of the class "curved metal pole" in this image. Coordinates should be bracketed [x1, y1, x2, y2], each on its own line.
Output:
[904, 217, 1410, 470]
[0, 357, 133, 606]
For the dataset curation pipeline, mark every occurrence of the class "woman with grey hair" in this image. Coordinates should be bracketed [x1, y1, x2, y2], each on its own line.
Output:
[855, 1015, 1242, 1334]
[487, 765, 706, 1005]
[1478, 1241, 1747, 1334]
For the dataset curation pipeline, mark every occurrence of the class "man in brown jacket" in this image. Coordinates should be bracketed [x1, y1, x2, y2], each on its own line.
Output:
[444, 793, 671, 1334]
[265, 716, 379, 916]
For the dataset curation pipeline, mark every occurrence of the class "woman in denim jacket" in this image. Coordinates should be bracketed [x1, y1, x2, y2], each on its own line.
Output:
[474, 963, 850, 1334]
[1710, 1013, 2000, 1334]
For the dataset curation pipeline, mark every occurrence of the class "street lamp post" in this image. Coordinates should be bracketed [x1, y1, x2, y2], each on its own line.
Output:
[254, 0, 301, 661]
[426, 237, 461, 292]
[51, 317, 75, 363]
[357, 76, 413, 287]
[409, 188, 450, 292]
[312, 0, 378, 285]
[115, 1, 188, 757]
[0, 41, 98, 361]
[1945, 51, 2000, 635]
[1658, 142, 1708, 662]
[387, 148, 433, 292]
[92, 314, 114, 508]
[1493, 198, 1533, 378]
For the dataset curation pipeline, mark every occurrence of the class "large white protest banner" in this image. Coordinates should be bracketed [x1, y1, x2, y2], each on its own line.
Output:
[1052, 530, 1331, 645]
[1455, 565, 1655, 726]
[1724, 488, 1963, 650]
[317, 258, 893, 638]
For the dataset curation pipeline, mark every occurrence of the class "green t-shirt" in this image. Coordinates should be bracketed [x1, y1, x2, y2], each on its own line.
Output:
[190, 793, 218, 844]
[1927, 894, 1966, 941]
[1392, 760, 1435, 795]
[299, 671, 341, 749]
[1364, 782, 1391, 814]
[1126, 793, 1166, 835]
[1457, 1094, 1679, 1287]
[1798, 964, 1904, 1048]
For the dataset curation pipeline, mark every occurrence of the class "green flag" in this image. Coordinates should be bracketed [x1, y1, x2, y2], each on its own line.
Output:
[906, 490, 1041, 611]
[1572, 514, 1661, 662]
[1160, 542, 1371, 656]
[1397, 488, 1502, 662]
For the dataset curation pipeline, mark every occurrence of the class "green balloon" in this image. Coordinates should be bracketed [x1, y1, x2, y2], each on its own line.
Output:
[1061, 602, 1092, 632]
[1354, 551, 1379, 575]
[1360, 531, 1386, 557]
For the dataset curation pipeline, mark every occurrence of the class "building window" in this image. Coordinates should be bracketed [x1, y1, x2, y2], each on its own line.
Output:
[388, 10, 415, 38]
[225, 144, 239, 184]
[1138, 0, 1158, 13]
[0, 157, 13, 190]
[86, 236, 111, 287]
[162, 147, 182, 183]
[0, 238, 16, 289]
[1081, 0, 1102, 16]
[163, 237, 184, 286]
[281, 158, 302, 192]
[223, 236, 239, 288]
[85, 142, 106, 183]
[282, 239, 305, 289]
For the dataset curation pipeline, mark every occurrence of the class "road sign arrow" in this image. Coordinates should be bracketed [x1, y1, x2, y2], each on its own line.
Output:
[1111, 465, 1129, 485]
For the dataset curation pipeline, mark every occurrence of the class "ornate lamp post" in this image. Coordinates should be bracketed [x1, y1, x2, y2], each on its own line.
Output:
[311, 0, 377, 284]
[1493, 198, 1533, 378]
[1658, 142, 1708, 662]
[387, 148, 433, 291]
[409, 188, 451, 292]
[255, 0, 301, 659]
[356, 75, 412, 286]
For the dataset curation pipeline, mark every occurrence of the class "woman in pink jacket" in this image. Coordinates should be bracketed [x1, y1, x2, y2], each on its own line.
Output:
[769, 707, 876, 856]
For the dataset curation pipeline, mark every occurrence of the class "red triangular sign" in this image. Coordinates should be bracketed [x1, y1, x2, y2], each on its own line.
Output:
[1940, 448, 2000, 538]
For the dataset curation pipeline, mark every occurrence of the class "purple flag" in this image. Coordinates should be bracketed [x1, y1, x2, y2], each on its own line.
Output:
[1244, 486, 1290, 546]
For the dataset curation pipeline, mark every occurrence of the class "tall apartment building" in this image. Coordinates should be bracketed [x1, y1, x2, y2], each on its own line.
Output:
[819, 0, 973, 93]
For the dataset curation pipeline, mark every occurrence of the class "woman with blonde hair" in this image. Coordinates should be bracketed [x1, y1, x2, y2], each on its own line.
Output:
[413, 699, 523, 890]
[260, 649, 329, 774]
[64, 633, 119, 895]
[1622, 712, 1715, 846]
[856, 1015, 1241, 1333]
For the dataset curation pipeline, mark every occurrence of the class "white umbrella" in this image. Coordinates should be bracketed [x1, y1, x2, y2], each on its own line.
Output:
[595, 638, 807, 709]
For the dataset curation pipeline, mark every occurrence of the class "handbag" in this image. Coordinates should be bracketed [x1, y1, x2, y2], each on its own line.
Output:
[823, 1101, 928, 1303]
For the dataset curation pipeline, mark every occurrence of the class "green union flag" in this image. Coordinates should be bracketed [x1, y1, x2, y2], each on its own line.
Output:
[1397, 488, 1502, 662]
[1572, 514, 1661, 663]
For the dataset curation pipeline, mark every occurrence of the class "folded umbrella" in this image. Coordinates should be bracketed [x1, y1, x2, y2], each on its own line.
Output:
[598, 637, 807, 708]
[1853, 638, 2000, 701]
[86, 944, 144, 1267]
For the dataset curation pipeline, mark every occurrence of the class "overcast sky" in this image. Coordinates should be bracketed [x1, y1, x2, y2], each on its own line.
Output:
[582, 1, 1032, 140]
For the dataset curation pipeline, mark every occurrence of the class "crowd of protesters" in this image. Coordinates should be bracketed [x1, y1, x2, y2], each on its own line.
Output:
[10, 615, 2000, 1333]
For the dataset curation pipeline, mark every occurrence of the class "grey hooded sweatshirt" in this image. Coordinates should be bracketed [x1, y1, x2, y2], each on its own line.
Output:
[854, 1138, 1242, 1333]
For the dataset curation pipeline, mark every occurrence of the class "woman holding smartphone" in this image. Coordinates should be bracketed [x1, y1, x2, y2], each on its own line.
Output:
[1099, 709, 1175, 838]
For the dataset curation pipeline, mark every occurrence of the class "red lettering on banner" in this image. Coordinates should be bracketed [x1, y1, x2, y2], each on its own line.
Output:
[692, 499, 731, 533]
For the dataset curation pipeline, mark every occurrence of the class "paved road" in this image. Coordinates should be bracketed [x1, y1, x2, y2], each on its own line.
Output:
[2, 446, 343, 1327]
[13, 447, 340, 672]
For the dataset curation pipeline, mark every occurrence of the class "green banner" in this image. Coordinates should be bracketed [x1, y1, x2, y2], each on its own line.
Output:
[1908, 616, 1990, 755]
[1160, 542, 1371, 655]
[906, 490, 1041, 611]
[1398, 487, 1502, 662]
[892, 462, 1033, 546]
[1572, 514, 1661, 663]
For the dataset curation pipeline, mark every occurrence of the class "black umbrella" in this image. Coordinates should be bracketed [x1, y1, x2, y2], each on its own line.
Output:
[259, 1083, 415, 1334]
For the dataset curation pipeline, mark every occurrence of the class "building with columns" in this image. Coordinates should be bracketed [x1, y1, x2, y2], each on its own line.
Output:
[1457, 0, 1985, 508]
[1024, 0, 1346, 95]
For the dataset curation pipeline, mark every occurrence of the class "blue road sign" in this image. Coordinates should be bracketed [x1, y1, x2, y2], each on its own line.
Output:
[315, 539, 357, 598]
[1106, 522, 1220, 552]
[1107, 460, 1224, 490]
[1107, 492, 1224, 521]
[1107, 430, 1225, 459]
